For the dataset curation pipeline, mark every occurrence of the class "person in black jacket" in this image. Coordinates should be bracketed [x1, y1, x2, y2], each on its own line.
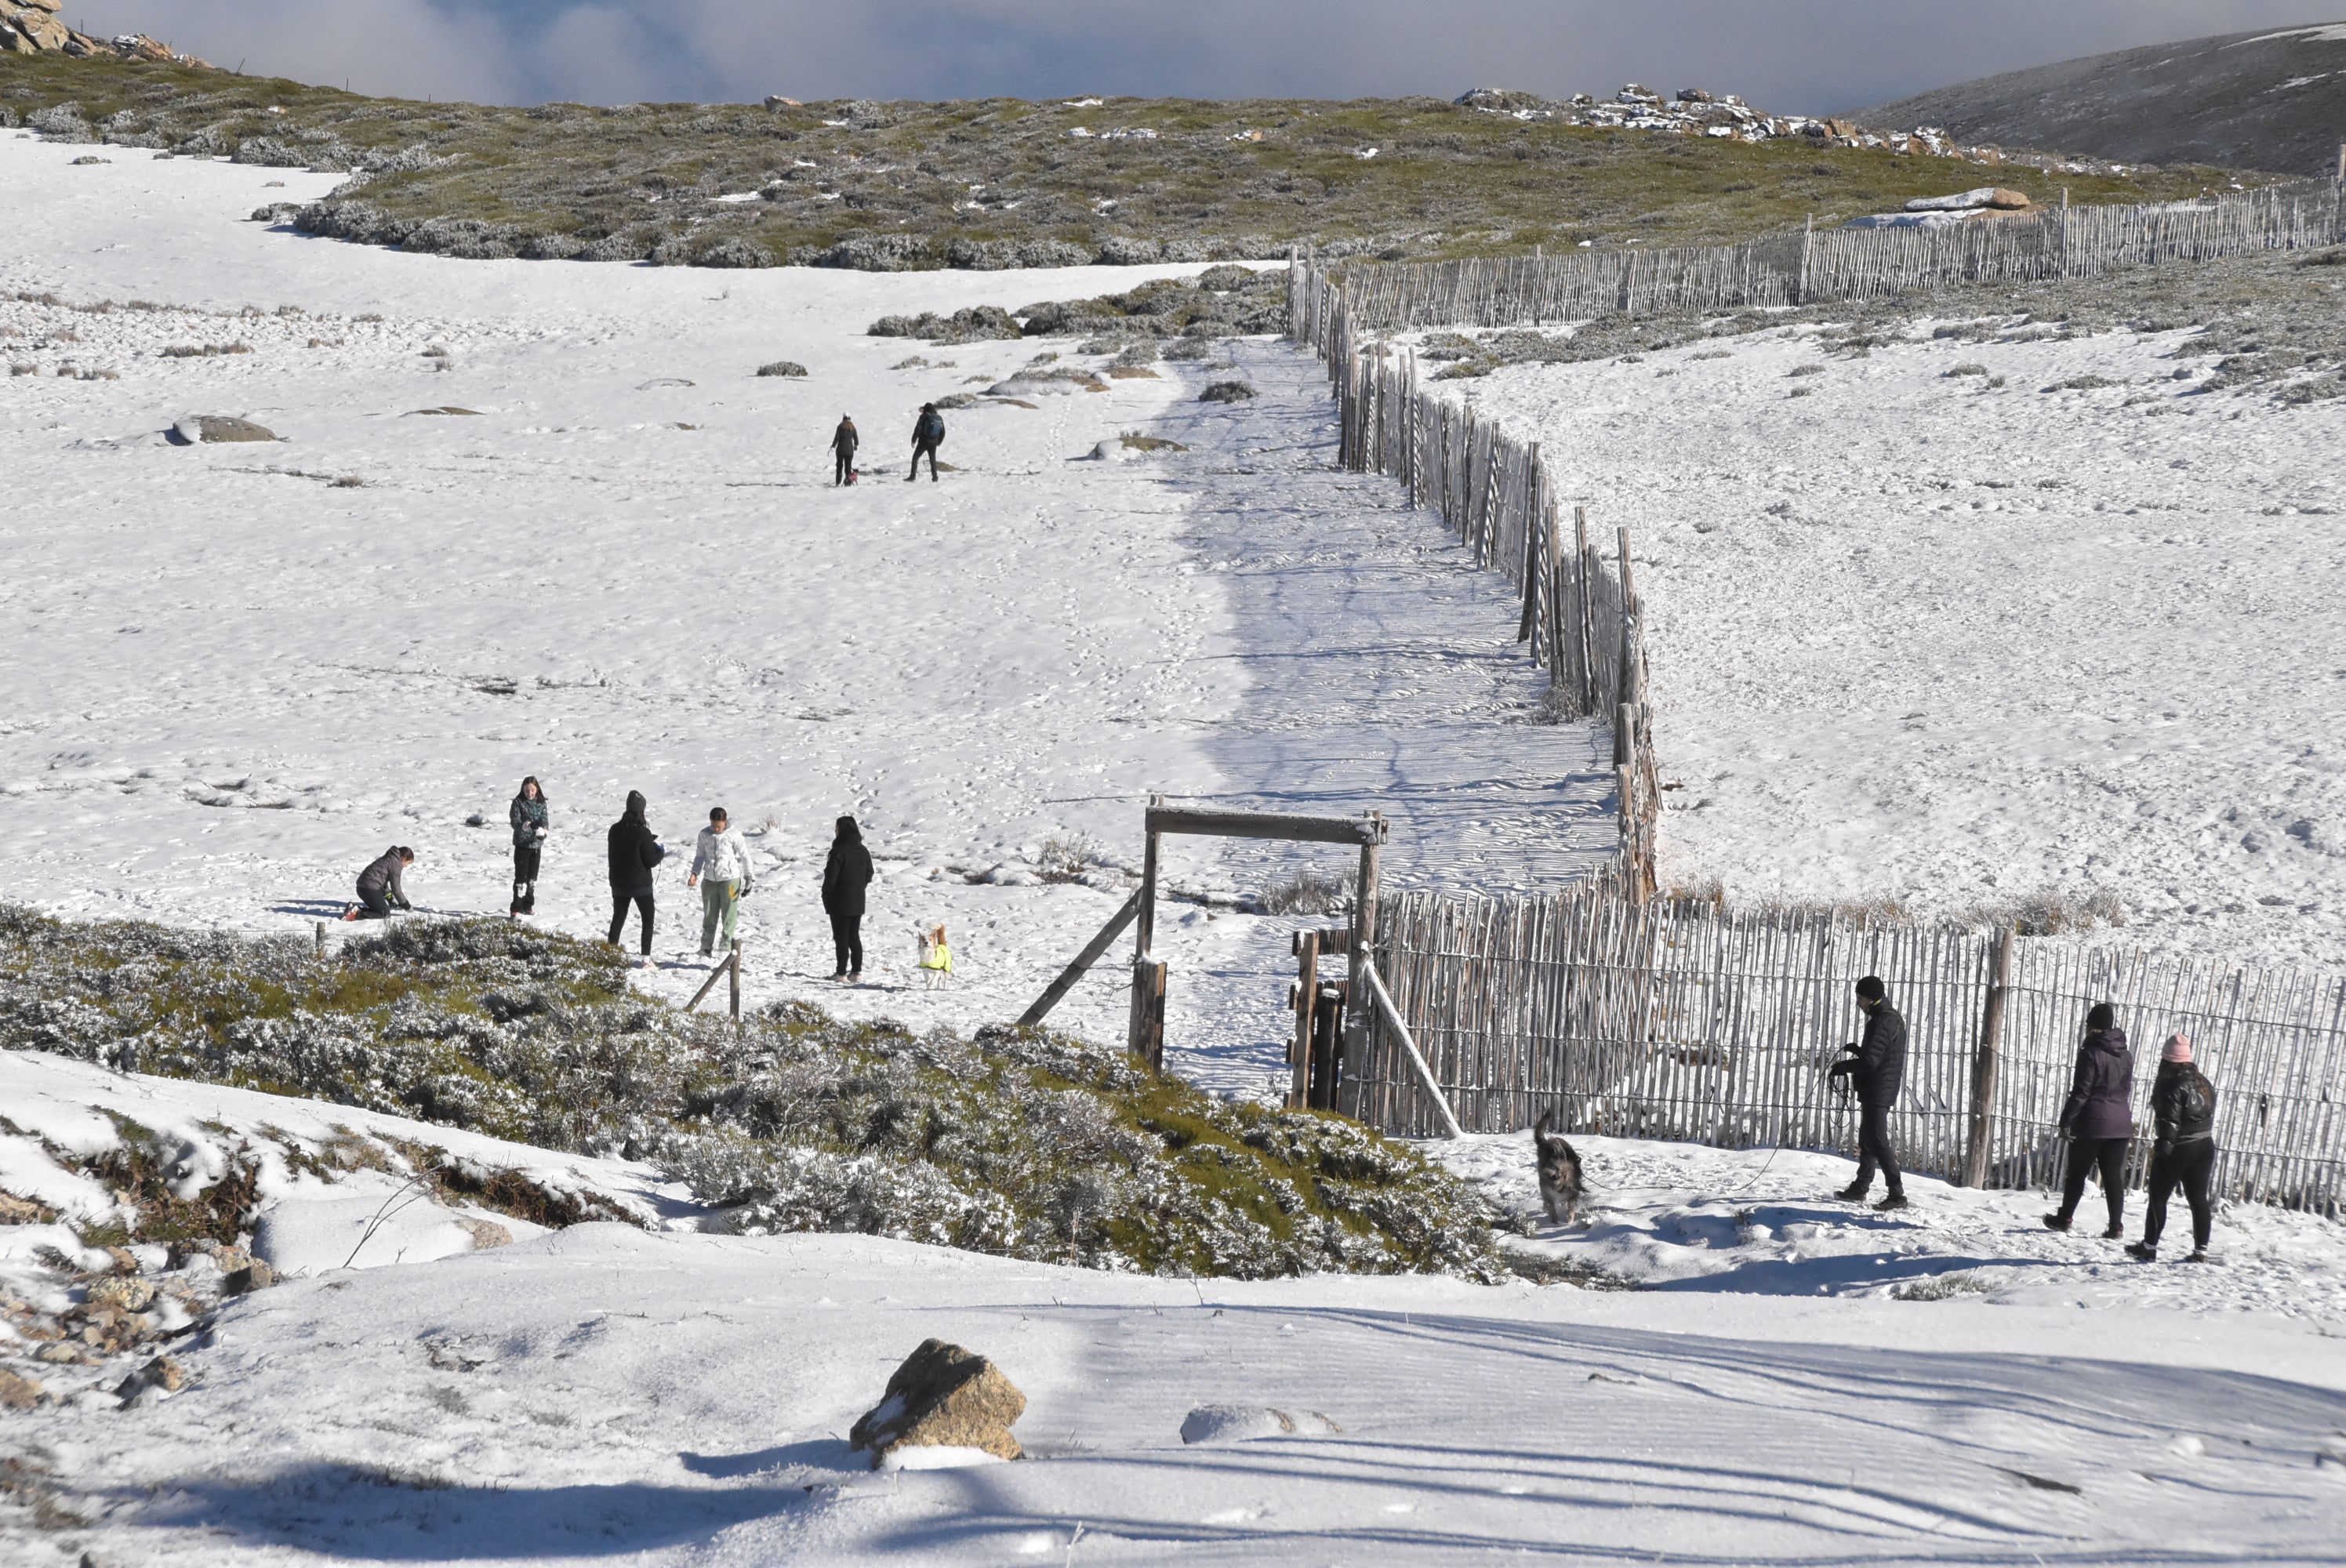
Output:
[2044, 1002, 2136, 1238]
[344, 846, 414, 920]
[1829, 975, 1909, 1210]
[831, 416, 859, 486]
[906, 403, 943, 482]
[509, 775, 548, 918]
[821, 815, 874, 980]
[605, 790, 665, 964]
[2129, 1033, 2217, 1262]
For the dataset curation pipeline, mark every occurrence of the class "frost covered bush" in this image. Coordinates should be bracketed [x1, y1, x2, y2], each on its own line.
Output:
[0, 908, 1504, 1281]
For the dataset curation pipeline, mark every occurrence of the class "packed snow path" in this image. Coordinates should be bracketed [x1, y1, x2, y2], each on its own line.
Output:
[0, 135, 1611, 1096]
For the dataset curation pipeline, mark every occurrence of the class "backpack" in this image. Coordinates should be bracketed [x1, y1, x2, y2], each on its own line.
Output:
[917, 412, 945, 445]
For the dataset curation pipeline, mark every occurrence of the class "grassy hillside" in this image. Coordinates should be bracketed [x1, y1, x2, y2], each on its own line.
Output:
[1, 53, 2246, 270]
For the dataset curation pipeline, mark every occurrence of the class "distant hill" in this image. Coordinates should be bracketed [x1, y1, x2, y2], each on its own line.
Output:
[1859, 23, 2346, 176]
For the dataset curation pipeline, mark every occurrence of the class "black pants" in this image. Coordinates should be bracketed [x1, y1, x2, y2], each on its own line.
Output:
[2144, 1138, 2215, 1251]
[512, 845, 540, 914]
[2058, 1135, 2130, 1229]
[829, 911, 862, 976]
[608, 888, 654, 954]
[908, 441, 939, 481]
[354, 885, 393, 920]
[834, 449, 855, 485]
[1853, 1101, 1902, 1196]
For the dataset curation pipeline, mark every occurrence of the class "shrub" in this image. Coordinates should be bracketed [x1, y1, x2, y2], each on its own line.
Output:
[1198, 379, 1257, 402]
[757, 361, 808, 377]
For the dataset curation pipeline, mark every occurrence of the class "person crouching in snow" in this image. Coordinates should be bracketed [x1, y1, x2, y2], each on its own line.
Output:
[2130, 1033, 2218, 1263]
[509, 775, 548, 918]
[344, 846, 414, 920]
[917, 922, 953, 989]
[907, 402, 944, 482]
[832, 415, 859, 485]
[688, 805, 754, 958]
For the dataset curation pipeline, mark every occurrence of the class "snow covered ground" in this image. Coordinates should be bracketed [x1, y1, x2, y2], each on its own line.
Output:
[0, 132, 1613, 1098]
[5, 1053, 2344, 1566]
[1429, 320, 2346, 965]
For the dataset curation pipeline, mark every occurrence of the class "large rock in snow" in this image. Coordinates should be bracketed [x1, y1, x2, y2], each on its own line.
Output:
[170, 416, 278, 444]
[848, 1339, 1026, 1467]
[1179, 1404, 1344, 1444]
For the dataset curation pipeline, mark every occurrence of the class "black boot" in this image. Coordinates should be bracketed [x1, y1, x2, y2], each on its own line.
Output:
[2042, 1213, 2072, 1232]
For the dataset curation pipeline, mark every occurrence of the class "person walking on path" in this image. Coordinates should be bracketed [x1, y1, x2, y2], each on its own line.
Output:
[1829, 975, 1910, 1210]
[605, 790, 665, 965]
[906, 403, 944, 482]
[2045, 1002, 2137, 1236]
[688, 806, 754, 959]
[343, 847, 415, 920]
[2130, 1033, 2218, 1262]
[509, 775, 548, 918]
[821, 815, 874, 981]
[831, 415, 859, 486]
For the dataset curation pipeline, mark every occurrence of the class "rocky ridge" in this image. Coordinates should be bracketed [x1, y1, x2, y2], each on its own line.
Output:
[0, 0, 202, 68]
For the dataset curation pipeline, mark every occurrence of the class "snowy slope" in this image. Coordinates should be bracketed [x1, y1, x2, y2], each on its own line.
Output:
[1431, 321, 2346, 965]
[0, 133, 1614, 1098]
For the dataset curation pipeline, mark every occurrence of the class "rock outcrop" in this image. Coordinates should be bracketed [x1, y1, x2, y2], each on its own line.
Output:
[0, 0, 206, 64]
[848, 1340, 1026, 1467]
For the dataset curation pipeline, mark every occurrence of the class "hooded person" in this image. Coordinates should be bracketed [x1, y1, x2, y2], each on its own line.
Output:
[509, 775, 548, 918]
[2129, 1033, 2219, 1262]
[831, 415, 859, 486]
[1828, 975, 1909, 1210]
[2046, 1002, 2136, 1237]
[605, 790, 665, 964]
[346, 846, 415, 920]
[820, 814, 875, 981]
[907, 403, 944, 483]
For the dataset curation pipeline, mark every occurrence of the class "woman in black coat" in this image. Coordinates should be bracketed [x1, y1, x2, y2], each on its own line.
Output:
[2045, 1001, 2136, 1238]
[821, 815, 874, 981]
[509, 776, 548, 918]
[606, 790, 665, 963]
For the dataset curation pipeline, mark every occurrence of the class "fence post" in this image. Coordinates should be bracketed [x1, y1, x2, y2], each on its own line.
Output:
[1290, 931, 1320, 1109]
[729, 942, 743, 1021]
[314, 920, 325, 957]
[1963, 927, 2016, 1188]
[1128, 957, 1168, 1071]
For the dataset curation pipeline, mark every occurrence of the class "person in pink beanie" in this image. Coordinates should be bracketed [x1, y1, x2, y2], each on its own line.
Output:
[2129, 1033, 2219, 1262]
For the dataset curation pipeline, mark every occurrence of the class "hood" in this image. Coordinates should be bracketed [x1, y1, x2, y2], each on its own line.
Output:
[2086, 1025, 2130, 1058]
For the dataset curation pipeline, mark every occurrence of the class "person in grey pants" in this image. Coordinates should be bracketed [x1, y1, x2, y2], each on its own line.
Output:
[688, 806, 754, 957]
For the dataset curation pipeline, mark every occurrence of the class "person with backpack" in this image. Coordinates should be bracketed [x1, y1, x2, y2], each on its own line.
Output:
[2045, 1001, 2136, 1237]
[2130, 1033, 2217, 1262]
[343, 846, 414, 920]
[907, 403, 944, 482]
[821, 815, 875, 981]
[831, 416, 859, 486]
[509, 775, 548, 918]
[687, 805, 754, 959]
[605, 790, 665, 965]
[1828, 975, 1909, 1210]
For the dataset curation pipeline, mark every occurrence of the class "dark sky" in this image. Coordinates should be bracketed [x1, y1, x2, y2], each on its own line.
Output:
[65, 2, 2345, 111]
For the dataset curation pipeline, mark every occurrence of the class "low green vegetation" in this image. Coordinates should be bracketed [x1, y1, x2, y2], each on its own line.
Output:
[0, 907, 1505, 1280]
[0, 53, 2240, 270]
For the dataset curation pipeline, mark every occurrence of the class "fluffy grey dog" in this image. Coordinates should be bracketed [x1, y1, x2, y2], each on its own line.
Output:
[1533, 1110, 1584, 1224]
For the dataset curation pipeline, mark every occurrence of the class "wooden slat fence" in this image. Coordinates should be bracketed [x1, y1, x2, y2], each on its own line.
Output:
[1352, 886, 2346, 1215]
[1284, 201, 2346, 1214]
[1293, 179, 2341, 332]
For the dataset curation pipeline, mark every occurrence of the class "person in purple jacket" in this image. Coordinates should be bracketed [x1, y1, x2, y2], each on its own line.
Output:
[2044, 1001, 2137, 1237]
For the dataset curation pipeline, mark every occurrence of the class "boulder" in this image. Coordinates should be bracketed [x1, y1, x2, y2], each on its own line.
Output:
[223, 1258, 276, 1294]
[1903, 187, 2032, 213]
[115, 1354, 184, 1403]
[848, 1339, 1026, 1468]
[171, 416, 278, 444]
[0, 1367, 45, 1410]
[87, 1276, 157, 1313]
[454, 1217, 512, 1250]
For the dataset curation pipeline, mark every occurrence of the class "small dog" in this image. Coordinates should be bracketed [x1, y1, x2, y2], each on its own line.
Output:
[1533, 1110, 1584, 1225]
[915, 923, 953, 990]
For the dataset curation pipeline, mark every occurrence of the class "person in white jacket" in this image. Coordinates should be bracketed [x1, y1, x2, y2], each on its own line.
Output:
[687, 807, 754, 958]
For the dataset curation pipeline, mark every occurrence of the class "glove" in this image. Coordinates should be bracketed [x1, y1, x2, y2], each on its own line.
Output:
[2153, 1139, 2174, 1160]
[1827, 1060, 1853, 1079]
[534, 827, 547, 841]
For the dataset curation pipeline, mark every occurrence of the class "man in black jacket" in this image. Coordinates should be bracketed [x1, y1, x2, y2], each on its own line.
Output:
[605, 790, 665, 965]
[907, 403, 943, 482]
[831, 415, 859, 485]
[1830, 975, 1910, 1210]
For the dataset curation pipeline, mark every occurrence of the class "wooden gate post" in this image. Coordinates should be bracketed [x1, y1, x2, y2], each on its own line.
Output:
[1288, 931, 1320, 1109]
[1344, 818, 1385, 1069]
[728, 942, 743, 1021]
[1963, 926, 2016, 1188]
[1128, 957, 1168, 1072]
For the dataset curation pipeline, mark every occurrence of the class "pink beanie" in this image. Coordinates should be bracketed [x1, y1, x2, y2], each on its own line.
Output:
[2163, 1033, 2192, 1063]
